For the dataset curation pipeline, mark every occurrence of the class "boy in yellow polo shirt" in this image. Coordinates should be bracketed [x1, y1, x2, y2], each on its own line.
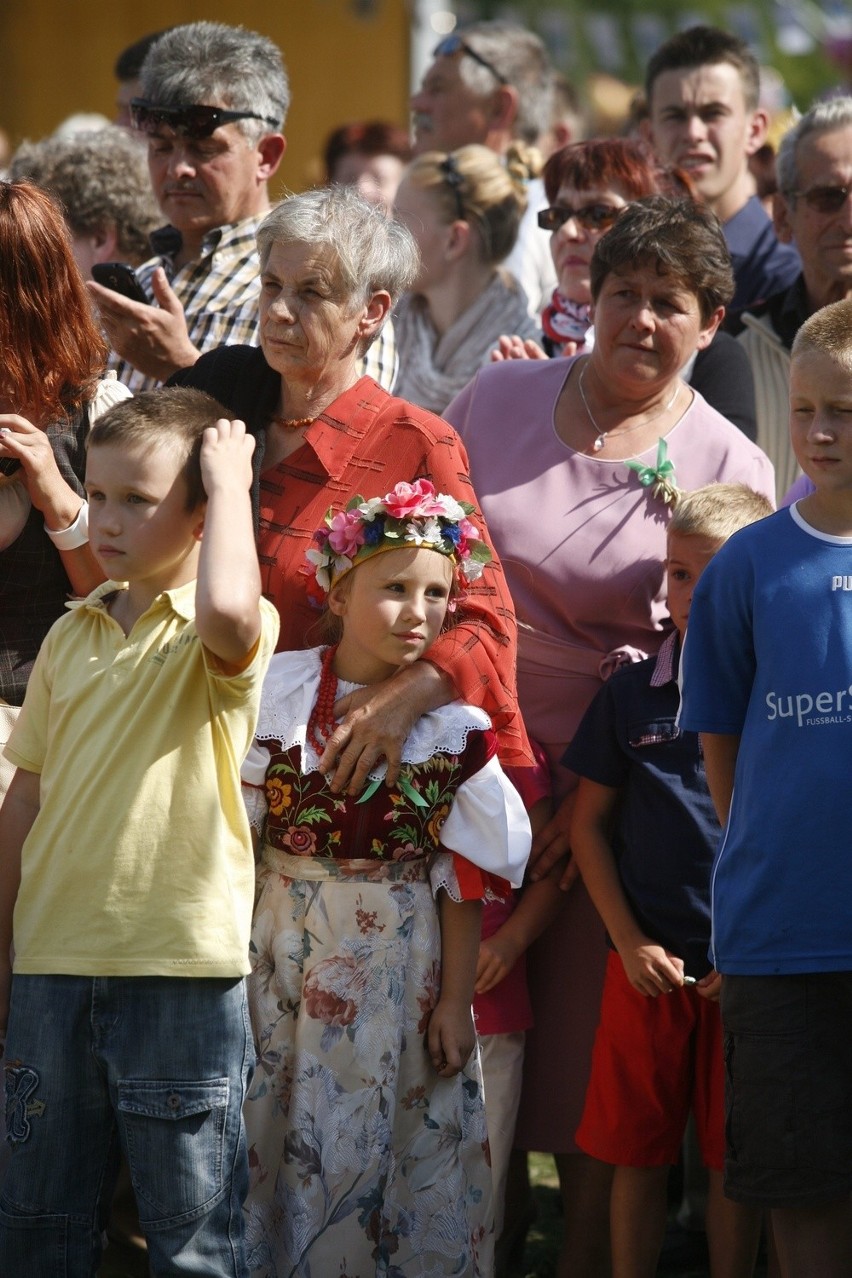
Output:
[0, 388, 279, 1277]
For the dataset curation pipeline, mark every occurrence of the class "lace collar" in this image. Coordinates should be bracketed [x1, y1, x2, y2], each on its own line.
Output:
[255, 647, 491, 778]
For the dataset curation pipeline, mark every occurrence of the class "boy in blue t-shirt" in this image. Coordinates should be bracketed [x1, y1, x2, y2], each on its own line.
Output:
[681, 298, 852, 1278]
[566, 482, 771, 1278]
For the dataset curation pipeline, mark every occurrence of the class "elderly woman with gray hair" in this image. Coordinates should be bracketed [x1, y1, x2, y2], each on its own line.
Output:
[171, 185, 525, 779]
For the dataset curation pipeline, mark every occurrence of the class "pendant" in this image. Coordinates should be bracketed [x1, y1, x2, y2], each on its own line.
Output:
[593, 434, 605, 452]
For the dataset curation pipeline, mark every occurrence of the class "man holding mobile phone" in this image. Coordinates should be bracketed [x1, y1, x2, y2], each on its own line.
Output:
[88, 21, 288, 393]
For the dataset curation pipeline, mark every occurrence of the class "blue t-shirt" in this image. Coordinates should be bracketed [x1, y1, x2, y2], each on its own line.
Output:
[681, 504, 852, 975]
[564, 634, 718, 976]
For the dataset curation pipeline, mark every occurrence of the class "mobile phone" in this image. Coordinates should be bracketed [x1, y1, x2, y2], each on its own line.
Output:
[91, 262, 149, 305]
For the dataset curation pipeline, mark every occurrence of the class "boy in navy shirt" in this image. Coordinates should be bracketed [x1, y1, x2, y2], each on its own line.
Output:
[682, 299, 852, 1277]
[566, 482, 771, 1278]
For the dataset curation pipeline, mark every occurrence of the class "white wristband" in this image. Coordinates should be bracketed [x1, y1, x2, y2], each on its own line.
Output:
[45, 501, 89, 550]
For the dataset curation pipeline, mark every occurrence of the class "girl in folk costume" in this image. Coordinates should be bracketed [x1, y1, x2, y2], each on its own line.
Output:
[241, 479, 531, 1278]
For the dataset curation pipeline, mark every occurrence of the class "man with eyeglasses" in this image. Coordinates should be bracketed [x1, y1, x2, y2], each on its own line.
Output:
[89, 21, 287, 394]
[410, 21, 560, 316]
[646, 26, 800, 317]
[735, 97, 852, 499]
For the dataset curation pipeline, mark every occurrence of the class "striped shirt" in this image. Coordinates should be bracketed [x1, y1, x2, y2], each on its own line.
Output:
[113, 216, 265, 394]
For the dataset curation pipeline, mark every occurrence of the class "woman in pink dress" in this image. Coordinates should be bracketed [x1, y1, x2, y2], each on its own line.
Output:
[445, 194, 775, 1276]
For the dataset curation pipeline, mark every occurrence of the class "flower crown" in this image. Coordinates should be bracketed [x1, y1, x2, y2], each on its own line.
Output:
[303, 479, 492, 602]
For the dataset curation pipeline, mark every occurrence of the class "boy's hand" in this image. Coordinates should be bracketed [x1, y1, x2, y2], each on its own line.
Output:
[200, 419, 255, 495]
[620, 942, 685, 997]
[475, 933, 521, 994]
[696, 969, 723, 1002]
[425, 998, 476, 1077]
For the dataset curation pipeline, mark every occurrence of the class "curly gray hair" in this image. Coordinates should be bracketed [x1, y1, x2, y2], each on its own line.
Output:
[9, 127, 160, 264]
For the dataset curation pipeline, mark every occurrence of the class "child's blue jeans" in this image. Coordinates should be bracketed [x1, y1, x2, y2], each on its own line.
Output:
[0, 973, 253, 1277]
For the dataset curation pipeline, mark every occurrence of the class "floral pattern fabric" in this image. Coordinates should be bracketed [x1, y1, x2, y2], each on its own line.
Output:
[261, 740, 480, 865]
[244, 742, 494, 1276]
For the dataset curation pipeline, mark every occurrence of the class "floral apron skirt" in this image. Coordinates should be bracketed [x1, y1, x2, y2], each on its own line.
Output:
[244, 848, 493, 1278]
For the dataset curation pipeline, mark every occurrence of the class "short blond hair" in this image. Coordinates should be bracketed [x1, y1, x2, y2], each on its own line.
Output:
[792, 297, 852, 374]
[669, 483, 773, 543]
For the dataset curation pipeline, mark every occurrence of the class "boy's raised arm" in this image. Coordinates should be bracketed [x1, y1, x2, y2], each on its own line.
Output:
[0, 767, 40, 1040]
[700, 733, 741, 827]
[195, 418, 262, 670]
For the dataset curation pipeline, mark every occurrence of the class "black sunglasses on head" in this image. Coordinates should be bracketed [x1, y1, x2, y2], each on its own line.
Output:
[792, 183, 852, 214]
[538, 202, 624, 233]
[440, 155, 467, 221]
[130, 99, 279, 140]
[432, 34, 509, 86]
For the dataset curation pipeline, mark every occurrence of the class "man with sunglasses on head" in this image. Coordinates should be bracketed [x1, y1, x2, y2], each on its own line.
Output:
[733, 97, 852, 500]
[410, 21, 561, 317]
[89, 21, 287, 394]
[646, 26, 799, 318]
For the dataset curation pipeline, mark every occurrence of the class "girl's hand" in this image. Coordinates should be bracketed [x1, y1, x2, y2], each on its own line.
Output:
[529, 794, 578, 890]
[0, 414, 80, 528]
[474, 933, 521, 994]
[426, 998, 476, 1077]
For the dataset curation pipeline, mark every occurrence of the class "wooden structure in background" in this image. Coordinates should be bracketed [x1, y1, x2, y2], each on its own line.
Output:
[0, 1, 411, 194]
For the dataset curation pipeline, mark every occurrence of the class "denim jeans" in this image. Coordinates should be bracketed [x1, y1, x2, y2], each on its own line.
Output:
[0, 974, 253, 1277]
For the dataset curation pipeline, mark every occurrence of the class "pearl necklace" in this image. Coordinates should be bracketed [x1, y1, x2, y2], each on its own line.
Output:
[578, 364, 679, 453]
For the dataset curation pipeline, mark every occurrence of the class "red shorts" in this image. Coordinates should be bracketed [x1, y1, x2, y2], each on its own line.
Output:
[575, 950, 725, 1169]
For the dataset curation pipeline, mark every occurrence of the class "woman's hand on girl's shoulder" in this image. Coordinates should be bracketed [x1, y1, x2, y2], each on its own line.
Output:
[321, 662, 453, 793]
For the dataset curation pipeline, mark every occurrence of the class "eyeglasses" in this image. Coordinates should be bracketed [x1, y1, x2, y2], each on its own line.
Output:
[440, 155, 466, 221]
[538, 203, 624, 233]
[432, 34, 509, 86]
[792, 184, 852, 214]
[130, 99, 279, 140]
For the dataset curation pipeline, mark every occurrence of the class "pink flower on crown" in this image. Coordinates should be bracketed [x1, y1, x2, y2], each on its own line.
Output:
[455, 517, 480, 559]
[383, 479, 443, 520]
[327, 509, 366, 558]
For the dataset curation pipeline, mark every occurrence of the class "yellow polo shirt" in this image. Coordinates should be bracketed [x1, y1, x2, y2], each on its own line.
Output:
[5, 580, 279, 977]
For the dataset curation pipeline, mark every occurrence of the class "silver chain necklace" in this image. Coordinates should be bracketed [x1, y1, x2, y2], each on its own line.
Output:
[579, 363, 679, 453]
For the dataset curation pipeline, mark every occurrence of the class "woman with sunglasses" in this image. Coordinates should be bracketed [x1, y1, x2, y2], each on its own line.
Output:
[496, 138, 758, 438]
[444, 195, 775, 1278]
[392, 144, 539, 414]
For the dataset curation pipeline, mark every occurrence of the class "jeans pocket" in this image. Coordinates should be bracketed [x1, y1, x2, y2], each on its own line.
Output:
[117, 1078, 229, 1225]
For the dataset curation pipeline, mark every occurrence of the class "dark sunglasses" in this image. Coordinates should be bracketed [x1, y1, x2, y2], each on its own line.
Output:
[130, 99, 279, 140]
[538, 202, 624, 233]
[793, 184, 852, 214]
[432, 34, 509, 86]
